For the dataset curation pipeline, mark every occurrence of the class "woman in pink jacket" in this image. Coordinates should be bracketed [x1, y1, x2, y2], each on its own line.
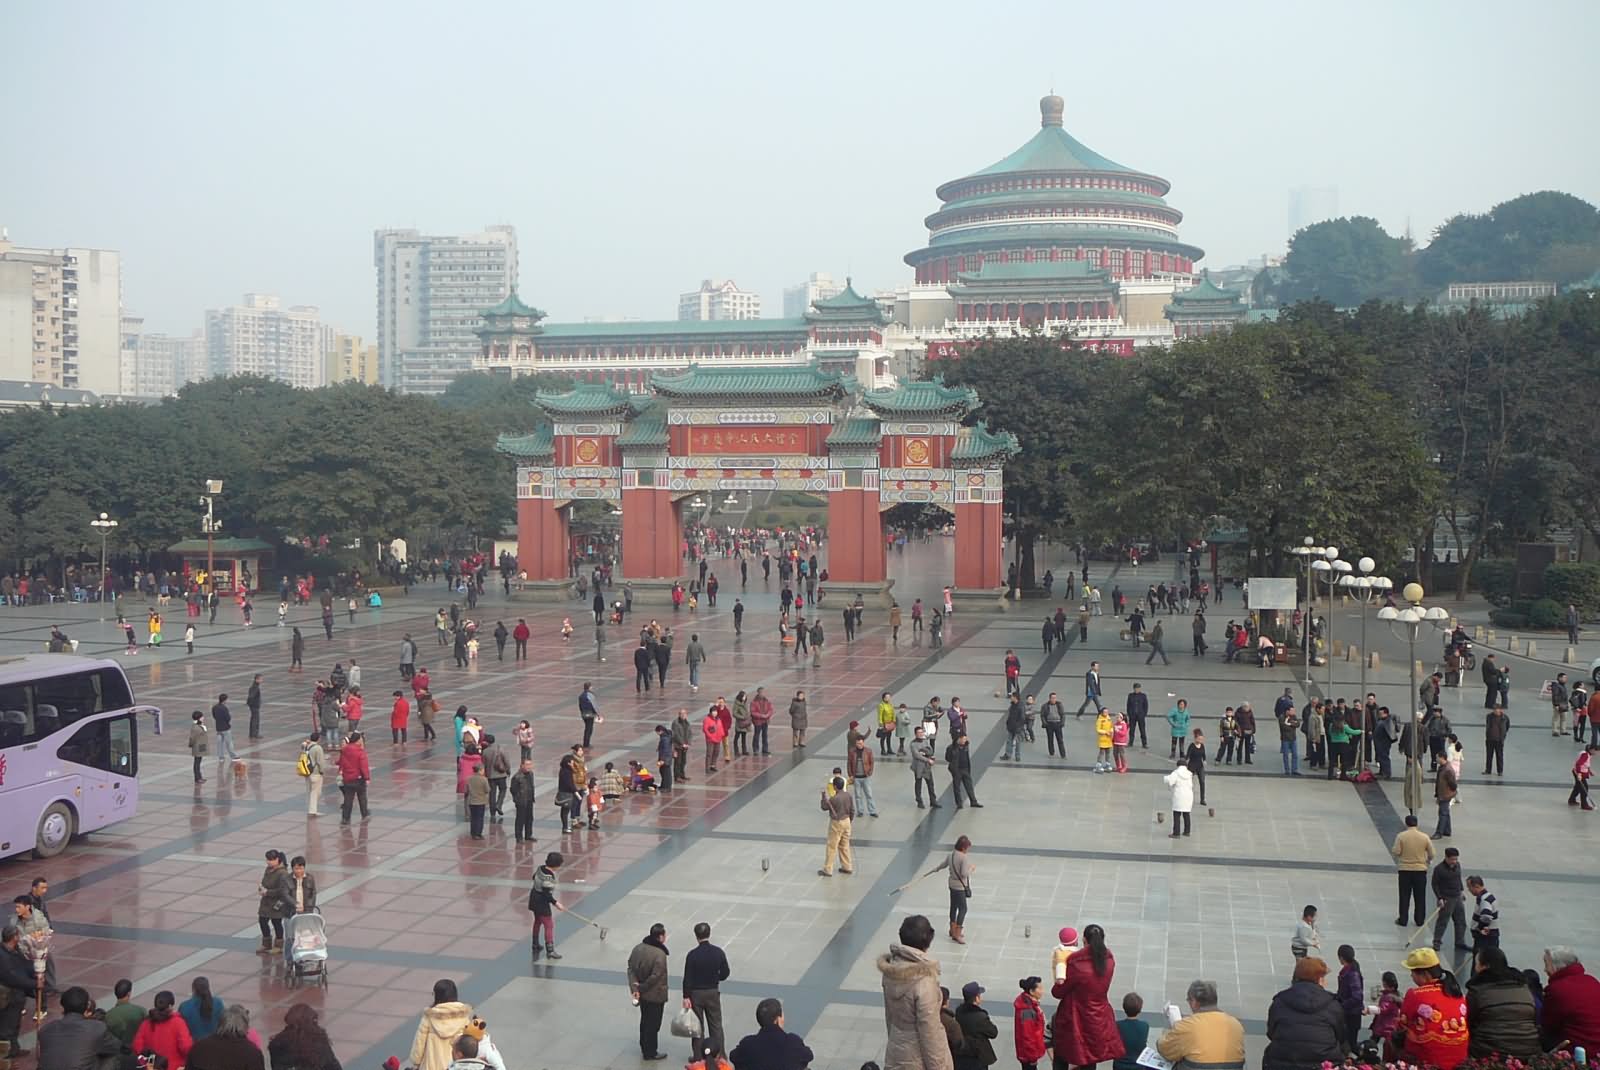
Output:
[702, 708, 727, 774]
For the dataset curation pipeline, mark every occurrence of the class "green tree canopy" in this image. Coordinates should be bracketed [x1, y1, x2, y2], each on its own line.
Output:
[1418, 191, 1600, 286]
[1276, 217, 1415, 307]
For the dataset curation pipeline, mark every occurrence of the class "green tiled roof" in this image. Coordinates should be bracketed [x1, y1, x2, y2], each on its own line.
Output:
[951, 425, 1020, 463]
[825, 416, 882, 449]
[481, 293, 546, 319]
[538, 318, 811, 341]
[1167, 273, 1243, 306]
[534, 382, 639, 418]
[916, 226, 1205, 265]
[970, 124, 1134, 180]
[806, 279, 889, 324]
[167, 538, 274, 554]
[495, 427, 554, 458]
[650, 363, 855, 401]
[927, 186, 1177, 218]
[616, 405, 669, 448]
[861, 377, 979, 418]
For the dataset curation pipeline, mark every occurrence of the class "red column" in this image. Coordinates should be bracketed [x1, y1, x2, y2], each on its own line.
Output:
[953, 501, 1003, 589]
[825, 489, 886, 583]
[621, 488, 682, 580]
[517, 497, 569, 582]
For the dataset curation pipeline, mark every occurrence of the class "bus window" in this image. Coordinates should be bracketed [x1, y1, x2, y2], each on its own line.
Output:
[58, 717, 111, 772]
[0, 709, 25, 748]
[109, 715, 134, 776]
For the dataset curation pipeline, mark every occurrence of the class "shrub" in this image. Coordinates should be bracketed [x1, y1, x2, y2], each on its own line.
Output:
[1525, 598, 1566, 628]
[1544, 562, 1600, 616]
[1471, 559, 1516, 605]
[1488, 607, 1528, 629]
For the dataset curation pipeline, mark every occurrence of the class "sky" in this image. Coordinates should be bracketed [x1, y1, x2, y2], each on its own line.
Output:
[4, 0, 1597, 337]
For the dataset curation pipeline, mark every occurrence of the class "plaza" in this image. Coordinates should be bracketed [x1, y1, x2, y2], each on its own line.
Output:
[2, 540, 1596, 1069]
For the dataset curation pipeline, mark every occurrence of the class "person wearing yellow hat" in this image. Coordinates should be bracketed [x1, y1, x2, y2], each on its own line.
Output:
[1395, 947, 1469, 1070]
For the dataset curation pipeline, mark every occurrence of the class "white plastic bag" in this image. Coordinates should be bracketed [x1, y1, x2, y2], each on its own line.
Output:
[670, 1006, 703, 1038]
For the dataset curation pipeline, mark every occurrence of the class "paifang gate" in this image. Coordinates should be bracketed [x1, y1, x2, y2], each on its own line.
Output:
[495, 363, 1018, 605]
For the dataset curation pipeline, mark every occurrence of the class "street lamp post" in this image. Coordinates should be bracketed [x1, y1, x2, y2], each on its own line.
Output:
[1378, 582, 1450, 816]
[1310, 547, 1351, 696]
[90, 512, 118, 621]
[1289, 538, 1323, 687]
[1337, 557, 1393, 702]
[200, 479, 223, 595]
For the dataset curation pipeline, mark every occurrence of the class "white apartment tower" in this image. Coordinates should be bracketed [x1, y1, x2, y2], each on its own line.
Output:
[0, 238, 123, 394]
[206, 293, 324, 388]
[131, 329, 207, 397]
[678, 279, 762, 321]
[373, 225, 518, 394]
[783, 271, 844, 318]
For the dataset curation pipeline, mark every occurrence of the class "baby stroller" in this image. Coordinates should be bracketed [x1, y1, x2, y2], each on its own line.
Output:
[284, 910, 330, 987]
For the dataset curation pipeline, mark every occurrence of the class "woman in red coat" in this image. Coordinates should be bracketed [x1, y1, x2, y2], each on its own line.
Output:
[1051, 925, 1125, 1069]
[1014, 976, 1048, 1069]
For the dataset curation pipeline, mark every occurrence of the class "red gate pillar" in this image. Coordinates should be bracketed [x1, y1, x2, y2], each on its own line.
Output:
[953, 500, 1003, 589]
[620, 487, 682, 581]
[517, 497, 570, 582]
[825, 485, 887, 584]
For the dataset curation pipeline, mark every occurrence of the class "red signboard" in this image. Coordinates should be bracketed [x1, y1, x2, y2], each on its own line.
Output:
[688, 426, 808, 454]
[926, 337, 1134, 359]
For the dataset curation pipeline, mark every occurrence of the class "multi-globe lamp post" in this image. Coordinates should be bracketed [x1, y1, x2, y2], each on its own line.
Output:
[1309, 547, 1351, 695]
[91, 512, 119, 620]
[1338, 557, 1393, 702]
[1289, 538, 1325, 687]
[1377, 583, 1451, 816]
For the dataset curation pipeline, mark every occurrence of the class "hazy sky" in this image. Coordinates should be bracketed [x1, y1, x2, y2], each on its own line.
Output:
[5, 1, 1597, 336]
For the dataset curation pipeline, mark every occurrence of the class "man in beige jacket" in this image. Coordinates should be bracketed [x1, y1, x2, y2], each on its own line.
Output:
[877, 914, 955, 1070]
[1391, 813, 1435, 927]
[1157, 980, 1245, 1069]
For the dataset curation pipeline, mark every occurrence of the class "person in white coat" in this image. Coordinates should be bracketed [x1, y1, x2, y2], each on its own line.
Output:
[1164, 760, 1194, 838]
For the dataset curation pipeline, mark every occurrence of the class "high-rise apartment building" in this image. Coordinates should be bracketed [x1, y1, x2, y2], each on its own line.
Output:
[133, 329, 207, 397]
[206, 293, 324, 388]
[120, 313, 143, 395]
[326, 332, 379, 385]
[678, 279, 762, 321]
[0, 238, 123, 394]
[373, 225, 517, 394]
[783, 272, 844, 318]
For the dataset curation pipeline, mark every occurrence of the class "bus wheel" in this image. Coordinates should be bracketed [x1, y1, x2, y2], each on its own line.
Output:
[34, 802, 76, 859]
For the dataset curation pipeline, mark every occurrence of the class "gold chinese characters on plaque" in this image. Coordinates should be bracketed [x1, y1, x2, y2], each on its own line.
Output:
[688, 426, 807, 454]
[573, 438, 601, 466]
[902, 437, 932, 468]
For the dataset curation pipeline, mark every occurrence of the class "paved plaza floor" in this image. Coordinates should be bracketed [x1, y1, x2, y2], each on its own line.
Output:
[2, 542, 1596, 1069]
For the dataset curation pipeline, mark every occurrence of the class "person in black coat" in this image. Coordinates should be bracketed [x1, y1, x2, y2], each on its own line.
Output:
[1263, 958, 1347, 1070]
[729, 998, 813, 1070]
[953, 983, 999, 1069]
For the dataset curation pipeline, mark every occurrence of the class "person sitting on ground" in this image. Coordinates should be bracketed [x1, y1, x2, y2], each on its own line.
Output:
[1262, 956, 1346, 1070]
[1466, 946, 1540, 1059]
[1156, 980, 1246, 1070]
[186, 1003, 266, 1070]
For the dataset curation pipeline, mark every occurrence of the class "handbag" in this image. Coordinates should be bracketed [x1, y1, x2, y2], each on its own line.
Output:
[670, 1005, 704, 1038]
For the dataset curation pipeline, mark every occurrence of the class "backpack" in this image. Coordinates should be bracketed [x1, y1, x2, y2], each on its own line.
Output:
[295, 750, 313, 777]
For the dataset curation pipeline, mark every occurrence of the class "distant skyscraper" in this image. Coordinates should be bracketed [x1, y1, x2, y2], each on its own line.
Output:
[0, 238, 122, 394]
[678, 279, 762, 321]
[1288, 186, 1340, 240]
[783, 272, 844, 318]
[326, 332, 379, 385]
[130, 328, 206, 396]
[120, 313, 143, 395]
[206, 293, 324, 388]
[373, 225, 517, 394]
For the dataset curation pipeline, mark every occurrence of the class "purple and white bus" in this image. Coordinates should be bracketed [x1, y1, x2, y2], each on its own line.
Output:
[0, 654, 162, 860]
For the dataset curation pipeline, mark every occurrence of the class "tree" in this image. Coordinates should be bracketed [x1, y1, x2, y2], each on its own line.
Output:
[935, 331, 1101, 589]
[1278, 217, 1414, 307]
[440, 370, 574, 433]
[1418, 191, 1600, 286]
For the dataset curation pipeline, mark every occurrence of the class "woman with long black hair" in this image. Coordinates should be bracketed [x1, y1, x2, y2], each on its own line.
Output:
[1050, 924, 1124, 1070]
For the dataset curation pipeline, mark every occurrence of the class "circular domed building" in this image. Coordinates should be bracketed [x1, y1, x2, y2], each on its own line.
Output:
[903, 95, 1231, 346]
